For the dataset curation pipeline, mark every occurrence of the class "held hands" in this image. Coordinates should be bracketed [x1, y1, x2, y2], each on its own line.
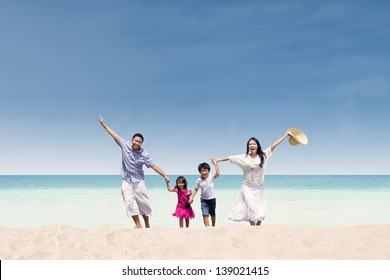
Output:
[211, 157, 221, 178]
[164, 175, 170, 184]
[212, 157, 229, 163]
[165, 180, 174, 192]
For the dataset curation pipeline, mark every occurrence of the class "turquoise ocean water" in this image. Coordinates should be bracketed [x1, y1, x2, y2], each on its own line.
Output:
[1, 175, 390, 229]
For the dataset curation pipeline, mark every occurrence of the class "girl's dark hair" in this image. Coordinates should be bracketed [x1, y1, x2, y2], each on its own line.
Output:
[246, 137, 265, 168]
[176, 176, 187, 189]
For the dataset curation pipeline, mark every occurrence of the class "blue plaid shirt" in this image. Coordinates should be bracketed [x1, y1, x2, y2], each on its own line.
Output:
[117, 137, 154, 183]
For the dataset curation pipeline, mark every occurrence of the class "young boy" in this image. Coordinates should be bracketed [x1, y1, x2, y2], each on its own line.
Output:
[189, 158, 220, 226]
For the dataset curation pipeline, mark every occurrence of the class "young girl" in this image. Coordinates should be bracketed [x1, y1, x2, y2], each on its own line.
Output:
[166, 176, 195, 228]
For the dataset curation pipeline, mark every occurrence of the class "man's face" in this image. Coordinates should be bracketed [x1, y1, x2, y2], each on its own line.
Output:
[132, 136, 143, 151]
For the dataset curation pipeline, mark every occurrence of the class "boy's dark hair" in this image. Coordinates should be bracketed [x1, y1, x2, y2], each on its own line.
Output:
[198, 162, 211, 172]
[132, 133, 144, 142]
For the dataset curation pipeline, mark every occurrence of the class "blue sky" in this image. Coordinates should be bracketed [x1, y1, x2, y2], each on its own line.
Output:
[1, 0, 389, 175]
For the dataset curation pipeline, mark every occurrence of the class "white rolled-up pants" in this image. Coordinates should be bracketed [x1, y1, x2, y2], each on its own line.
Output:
[121, 179, 152, 216]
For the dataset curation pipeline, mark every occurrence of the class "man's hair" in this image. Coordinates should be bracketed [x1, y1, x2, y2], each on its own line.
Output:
[132, 133, 144, 142]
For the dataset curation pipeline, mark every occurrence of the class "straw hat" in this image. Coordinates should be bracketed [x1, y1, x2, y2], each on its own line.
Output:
[288, 128, 308, 145]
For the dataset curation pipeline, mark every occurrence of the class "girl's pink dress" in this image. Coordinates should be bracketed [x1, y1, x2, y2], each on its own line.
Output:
[172, 187, 195, 219]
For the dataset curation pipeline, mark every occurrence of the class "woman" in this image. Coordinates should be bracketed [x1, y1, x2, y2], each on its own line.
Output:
[214, 130, 291, 226]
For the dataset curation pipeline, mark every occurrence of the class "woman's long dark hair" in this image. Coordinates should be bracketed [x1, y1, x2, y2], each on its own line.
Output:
[246, 137, 265, 168]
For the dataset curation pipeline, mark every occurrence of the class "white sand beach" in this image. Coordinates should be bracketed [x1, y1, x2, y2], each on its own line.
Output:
[1, 224, 390, 260]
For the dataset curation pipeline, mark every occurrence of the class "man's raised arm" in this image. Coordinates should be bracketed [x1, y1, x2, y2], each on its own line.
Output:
[98, 115, 120, 143]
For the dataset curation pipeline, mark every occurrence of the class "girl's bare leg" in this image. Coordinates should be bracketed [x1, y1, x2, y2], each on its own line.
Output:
[179, 218, 184, 228]
[185, 219, 190, 228]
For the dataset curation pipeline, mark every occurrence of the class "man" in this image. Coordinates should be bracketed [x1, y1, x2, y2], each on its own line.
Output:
[98, 115, 170, 228]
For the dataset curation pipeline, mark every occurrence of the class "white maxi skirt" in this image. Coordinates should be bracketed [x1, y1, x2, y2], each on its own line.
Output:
[228, 183, 266, 223]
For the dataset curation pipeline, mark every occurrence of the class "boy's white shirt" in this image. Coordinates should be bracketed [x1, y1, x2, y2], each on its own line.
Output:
[195, 173, 216, 200]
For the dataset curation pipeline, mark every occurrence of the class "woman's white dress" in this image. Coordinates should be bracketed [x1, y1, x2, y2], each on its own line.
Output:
[228, 147, 272, 223]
